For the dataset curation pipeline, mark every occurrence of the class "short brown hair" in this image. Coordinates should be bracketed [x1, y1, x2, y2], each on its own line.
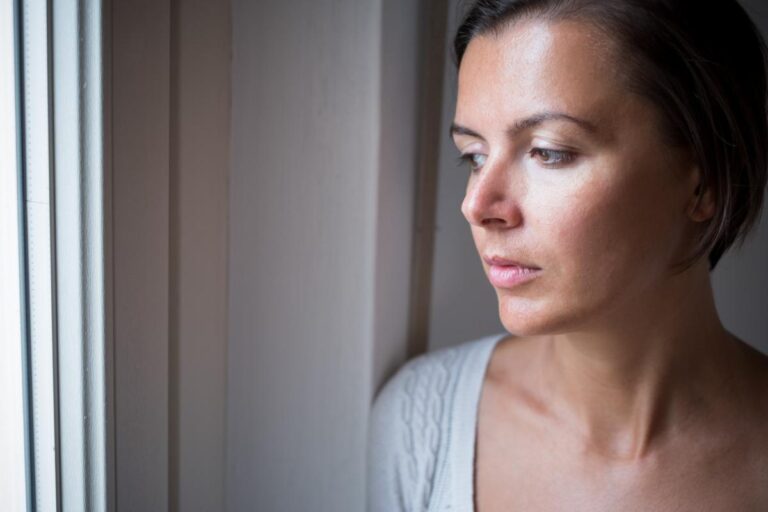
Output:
[454, 0, 768, 271]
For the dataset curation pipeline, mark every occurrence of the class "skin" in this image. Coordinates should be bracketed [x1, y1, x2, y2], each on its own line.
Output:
[452, 19, 768, 511]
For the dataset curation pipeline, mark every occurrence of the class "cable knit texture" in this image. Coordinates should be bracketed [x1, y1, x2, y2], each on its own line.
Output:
[367, 333, 505, 512]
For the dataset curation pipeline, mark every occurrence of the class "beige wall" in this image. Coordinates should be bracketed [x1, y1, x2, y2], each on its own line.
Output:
[170, 0, 230, 509]
[227, 1, 421, 510]
[113, 0, 424, 509]
[111, 0, 229, 509]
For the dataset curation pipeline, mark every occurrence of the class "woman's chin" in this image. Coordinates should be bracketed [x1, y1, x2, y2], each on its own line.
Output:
[499, 315, 549, 337]
[498, 309, 545, 336]
[497, 299, 572, 337]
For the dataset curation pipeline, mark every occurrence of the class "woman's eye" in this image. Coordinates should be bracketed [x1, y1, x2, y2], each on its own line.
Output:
[457, 153, 487, 172]
[529, 148, 576, 167]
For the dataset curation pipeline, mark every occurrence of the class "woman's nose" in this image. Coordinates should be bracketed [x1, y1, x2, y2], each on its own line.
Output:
[461, 160, 524, 229]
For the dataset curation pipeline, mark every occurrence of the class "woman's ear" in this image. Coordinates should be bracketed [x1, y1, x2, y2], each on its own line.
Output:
[687, 176, 716, 222]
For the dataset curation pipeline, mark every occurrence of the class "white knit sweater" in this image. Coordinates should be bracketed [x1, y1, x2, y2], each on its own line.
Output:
[367, 332, 507, 512]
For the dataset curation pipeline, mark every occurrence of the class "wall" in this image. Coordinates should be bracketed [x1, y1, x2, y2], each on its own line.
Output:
[429, 0, 768, 353]
[170, 0, 230, 509]
[112, 0, 171, 508]
[227, 1, 421, 510]
[112, 0, 423, 509]
[110, 0, 230, 509]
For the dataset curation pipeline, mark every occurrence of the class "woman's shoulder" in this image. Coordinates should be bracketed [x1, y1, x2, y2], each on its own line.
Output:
[367, 332, 506, 512]
[373, 333, 505, 422]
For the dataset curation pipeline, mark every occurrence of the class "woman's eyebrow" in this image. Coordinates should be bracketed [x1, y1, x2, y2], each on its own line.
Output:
[450, 111, 598, 141]
[509, 111, 598, 136]
[449, 122, 484, 140]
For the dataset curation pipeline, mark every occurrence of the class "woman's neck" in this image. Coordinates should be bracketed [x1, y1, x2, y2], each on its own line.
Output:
[535, 262, 747, 462]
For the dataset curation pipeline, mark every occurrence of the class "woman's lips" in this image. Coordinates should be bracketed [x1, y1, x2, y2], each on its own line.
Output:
[483, 255, 540, 268]
[487, 264, 541, 288]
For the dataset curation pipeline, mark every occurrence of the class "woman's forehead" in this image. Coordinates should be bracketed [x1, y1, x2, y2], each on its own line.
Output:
[455, 19, 625, 127]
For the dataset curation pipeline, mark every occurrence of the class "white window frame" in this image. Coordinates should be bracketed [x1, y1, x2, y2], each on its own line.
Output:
[0, 0, 32, 509]
[15, 0, 113, 510]
[49, 0, 110, 510]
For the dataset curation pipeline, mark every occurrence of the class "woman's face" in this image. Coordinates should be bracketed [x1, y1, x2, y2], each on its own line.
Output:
[453, 20, 703, 336]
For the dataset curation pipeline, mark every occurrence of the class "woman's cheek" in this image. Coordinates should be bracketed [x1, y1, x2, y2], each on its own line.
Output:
[545, 185, 632, 292]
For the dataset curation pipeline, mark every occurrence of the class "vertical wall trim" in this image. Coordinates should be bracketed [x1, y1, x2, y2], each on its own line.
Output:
[168, 1, 180, 509]
[110, 0, 230, 508]
[406, 0, 449, 358]
[102, 0, 115, 508]
[169, 0, 230, 510]
[111, 0, 170, 509]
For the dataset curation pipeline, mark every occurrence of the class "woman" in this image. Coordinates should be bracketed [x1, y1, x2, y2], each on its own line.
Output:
[368, 1, 768, 511]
